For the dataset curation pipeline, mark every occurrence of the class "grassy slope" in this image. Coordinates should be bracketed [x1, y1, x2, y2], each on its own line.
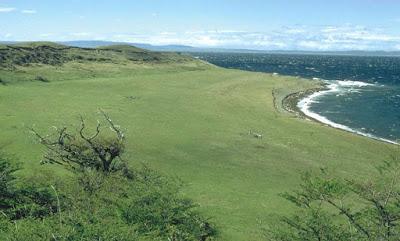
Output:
[0, 44, 397, 240]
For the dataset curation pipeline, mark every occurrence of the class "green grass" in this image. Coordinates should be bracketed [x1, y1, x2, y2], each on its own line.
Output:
[0, 45, 397, 240]
[0, 42, 198, 84]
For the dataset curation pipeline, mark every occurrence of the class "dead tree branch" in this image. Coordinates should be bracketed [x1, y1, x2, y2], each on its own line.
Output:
[30, 113, 126, 174]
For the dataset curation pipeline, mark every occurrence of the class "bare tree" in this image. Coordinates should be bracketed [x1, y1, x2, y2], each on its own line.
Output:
[30, 111, 126, 174]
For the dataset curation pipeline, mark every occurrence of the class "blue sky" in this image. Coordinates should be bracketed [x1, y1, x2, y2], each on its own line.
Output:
[1, 0, 400, 50]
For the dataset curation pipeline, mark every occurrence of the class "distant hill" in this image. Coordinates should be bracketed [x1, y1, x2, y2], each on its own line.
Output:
[60, 41, 400, 56]
[0, 42, 209, 84]
[0, 42, 194, 68]
[60, 41, 273, 53]
[60, 41, 197, 52]
[1, 41, 400, 56]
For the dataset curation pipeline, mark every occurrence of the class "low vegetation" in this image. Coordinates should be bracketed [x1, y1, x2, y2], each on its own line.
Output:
[30, 111, 127, 173]
[0, 42, 193, 68]
[0, 154, 58, 221]
[0, 115, 216, 241]
[0, 42, 397, 240]
[268, 156, 400, 241]
[0, 42, 209, 84]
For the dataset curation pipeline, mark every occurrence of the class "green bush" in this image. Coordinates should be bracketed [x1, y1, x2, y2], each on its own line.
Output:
[1, 115, 217, 240]
[34, 75, 50, 82]
[268, 158, 400, 241]
[0, 154, 57, 220]
[121, 168, 216, 240]
[0, 214, 144, 241]
[0, 166, 216, 241]
[31, 112, 126, 174]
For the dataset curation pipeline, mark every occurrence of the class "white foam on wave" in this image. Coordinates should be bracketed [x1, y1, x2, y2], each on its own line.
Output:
[297, 80, 398, 145]
[337, 80, 374, 87]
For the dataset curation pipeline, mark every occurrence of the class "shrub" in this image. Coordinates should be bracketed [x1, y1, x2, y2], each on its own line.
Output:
[34, 75, 50, 82]
[0, 78, 7, 85]
[31, 111, 127, 174]
[0, 154, 19, 212]
[0, 214, 144, 241]
[0, 114, 218, 240]
[0, 166, 216, 241]
[268, 157, 400, 241]
[0, 153, 57, 220]
[121, 168, 216, 240]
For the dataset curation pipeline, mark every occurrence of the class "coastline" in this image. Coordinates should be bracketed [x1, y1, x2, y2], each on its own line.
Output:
[281, 85, 327, 118]
[282, 83, 399, 145]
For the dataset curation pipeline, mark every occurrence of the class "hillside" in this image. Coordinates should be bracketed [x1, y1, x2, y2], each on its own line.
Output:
[0, 42, 397, 240]
[0, 42, 209, 84]
[0, 42, 195, 67]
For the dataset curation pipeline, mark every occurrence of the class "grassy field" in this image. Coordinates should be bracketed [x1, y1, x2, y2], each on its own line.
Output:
[0, 44, 398, 240]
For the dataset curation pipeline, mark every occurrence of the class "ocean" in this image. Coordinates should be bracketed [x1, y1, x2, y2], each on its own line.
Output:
[194, 53, 400, 144]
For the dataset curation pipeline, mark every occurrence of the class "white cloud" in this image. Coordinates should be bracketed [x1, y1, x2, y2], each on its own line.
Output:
[159, 31, 176, 36]
[70, 32, 92, 37]
[107, 25, 400, 51]
[39, 33, 53, 38]
[280, 26, 307, 34]
[298, 40, 327, 50]
[4, 33, 13, 38]
[0, 7, 15, 12]
[25, 24, 399, 51]
[21, 9, 36, 14]
[319, 25, 400, 43]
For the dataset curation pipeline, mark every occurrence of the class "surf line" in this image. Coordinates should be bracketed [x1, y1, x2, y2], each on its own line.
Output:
[297, 80, 399, 145]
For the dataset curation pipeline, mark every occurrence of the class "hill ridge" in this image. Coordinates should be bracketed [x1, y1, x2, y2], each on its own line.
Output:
[0, 41, 193, 68]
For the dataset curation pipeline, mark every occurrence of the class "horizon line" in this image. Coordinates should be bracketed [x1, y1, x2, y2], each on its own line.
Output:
[2, 39, 400, 53]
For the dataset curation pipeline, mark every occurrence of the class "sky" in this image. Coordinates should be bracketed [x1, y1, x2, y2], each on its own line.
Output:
[1, 0, 400, 50]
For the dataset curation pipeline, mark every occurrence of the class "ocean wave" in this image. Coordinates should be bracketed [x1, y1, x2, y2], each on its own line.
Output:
[337, 80, 375, 87]
[298, 80, 398, 145]
[319, 79, 378, 96]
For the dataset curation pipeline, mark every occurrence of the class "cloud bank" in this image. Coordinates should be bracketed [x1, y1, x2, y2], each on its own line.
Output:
[0, 7, 16, 13]
[21, 9, 37, 14]
[8, 24, 400, 51]
[107, 25, 400, 51]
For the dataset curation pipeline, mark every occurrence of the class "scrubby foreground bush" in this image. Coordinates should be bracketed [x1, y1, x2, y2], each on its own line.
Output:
[268, 156, 400, 241]
[0, 114, 216, 241]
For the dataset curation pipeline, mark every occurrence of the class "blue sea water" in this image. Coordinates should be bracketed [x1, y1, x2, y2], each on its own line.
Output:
[194, 53, 400, 143]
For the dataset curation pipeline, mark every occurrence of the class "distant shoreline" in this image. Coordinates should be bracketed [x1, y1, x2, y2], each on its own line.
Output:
[282, 84, 399, 145]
